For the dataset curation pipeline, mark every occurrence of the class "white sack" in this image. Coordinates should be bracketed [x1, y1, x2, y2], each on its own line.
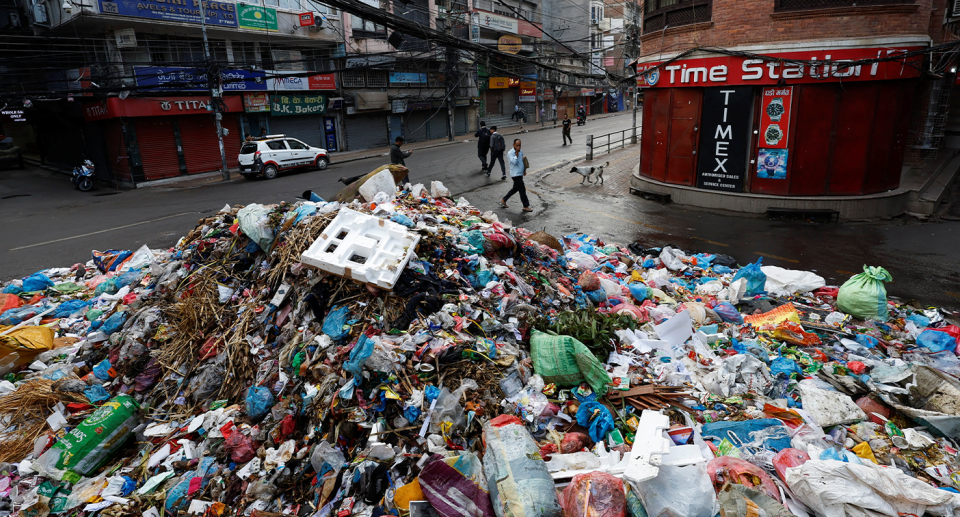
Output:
[761, 266, 825, 296]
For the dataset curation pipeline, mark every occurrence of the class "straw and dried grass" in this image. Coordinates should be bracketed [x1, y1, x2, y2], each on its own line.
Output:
[0, 379, 89, 463]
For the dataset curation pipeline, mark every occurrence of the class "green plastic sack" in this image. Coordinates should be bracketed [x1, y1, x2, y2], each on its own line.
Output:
[837, 266, 892, 321]
[36, 394, 139, 479]
[530, 330, 612, 394]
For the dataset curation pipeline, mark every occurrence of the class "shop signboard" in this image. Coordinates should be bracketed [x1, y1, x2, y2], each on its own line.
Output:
[82, 96, 244, 121]
[498, 35, 521, 54]
[759, 86, 792, 149]
[237, 3, 277, 31]
[757, 149, 788, 180]
[299, 12, 314, 26]
[389, 73, 427, 85]
[243, 92, 271, 112]
[135, 67, 266, 91]
[475, 10, 518, 34]
[268, 71, 337, 91]
[98, 0, 237, 27]
[270, 94, 327, 116]
[636, 46, 924, 87]
[696, 87, 752, 192]
[488, 77, 509, 89]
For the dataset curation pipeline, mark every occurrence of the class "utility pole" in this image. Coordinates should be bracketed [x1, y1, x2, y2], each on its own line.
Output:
[445, 46, 457, 141]
[630, 0, 638, 144]
[199, 0, 230, 180]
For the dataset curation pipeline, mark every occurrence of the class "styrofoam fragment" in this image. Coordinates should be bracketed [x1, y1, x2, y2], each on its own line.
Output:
[300, 208, 420, 289]
[623, 410, 672, 484]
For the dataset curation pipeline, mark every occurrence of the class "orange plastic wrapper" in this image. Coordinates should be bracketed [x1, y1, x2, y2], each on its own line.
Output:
[771, 321, 821, 346]
[762, 404, 805, 429]
[559, 471, 626, 517]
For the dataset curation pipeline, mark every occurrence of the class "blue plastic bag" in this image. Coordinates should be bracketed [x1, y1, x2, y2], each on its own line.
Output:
[84, 385, 112, 403]
[642, 258, 656, 268]
[714, 302, 743, 324]
[918, 329, 956, 353]
[770, 356, 803, 378]
[713, 265, 733, 274]
[390, 214, 415, 228]
[93, 359, 114, 380]
[576, 401, 615, 443]
[627, 283, 648, 303]
[294, 204, 317, 224]
[0, 305, 45, 325]
[3, 283, 22, 294]
[22, 273, 54, 292]
[585, 289, 607, 304]
[117, 271, 143, 288]
[94, 278, 120, 296]
[322, 305, 351, 341]
[579, 244, 596, 255]
[907, 314, 931, 328]
[245, 386, 274, 419]
[701, 419, 791, 451]
[101, 311, 128, 335]
[404, 405, 422, 423]
[425, 385, 441, 404]
[343, 334, 374, 379]
[854, 334, 879, 349]
[52, 299, 90, 318]
[732, 258, 766, 296]
[819, 447, 862, 464]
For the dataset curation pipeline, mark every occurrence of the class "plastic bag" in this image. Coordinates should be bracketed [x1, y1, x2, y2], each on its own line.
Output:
[101, 311, 128, 335]
[576, 401, 615, 443]
[431, 181, 451, 198]
[0, 293, 22, 313]
[561, 432, 591, 454]
[718, 485, 793, 517]
[310, 441, 346, 475]
[771, 448, 809, 483]
[530, 330, 612, 394]
[559, 471, 626, 517]
[420, 453, 495, 517]
[634, 462, 717, 517]
[732, 258, 766, 296]
[760, 266, 825, 296]
[628, 283, 648, 303]
[707, 456, 780, 502]
[52, 299, 89, 318]
[344, 333, 374, 379]
[917, 329, 956, 353]
[579, 271, 601, 292]
[322, 305, 351, 341]
[92, 250, 133, 273]
[245, 386, 274, 420]
[224, 431, 257, 463]
[482, 415, 563, 517]
[121, 244, 156, 271]
[713, 302, 743, 324]
[837, 265, 892, 321]
[237, 203, 275, 252]
[22, 273, 54, 292]
[94, 278, 120, 296]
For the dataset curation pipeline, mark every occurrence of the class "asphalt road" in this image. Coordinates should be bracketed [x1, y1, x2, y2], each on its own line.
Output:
[1, 109, 958, 310]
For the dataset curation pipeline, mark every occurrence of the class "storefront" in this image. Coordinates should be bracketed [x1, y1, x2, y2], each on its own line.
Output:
[344, 91, 390, 151]
[635, 45, 923, 196]
[82, 96, 244, 184]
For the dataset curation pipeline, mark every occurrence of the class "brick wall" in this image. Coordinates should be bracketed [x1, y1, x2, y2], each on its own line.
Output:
[641, 0, 944, 57]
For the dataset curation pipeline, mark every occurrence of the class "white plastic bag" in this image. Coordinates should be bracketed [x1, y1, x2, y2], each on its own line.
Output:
[786, 459, 960, 517]
[431, 180, 451, 198]
[358, 170, 398, 202]
[659, 247, 688, 271]
[761, 266, 825, 296]
[796, 382, 866, 427]
[634, 462, 718, 517]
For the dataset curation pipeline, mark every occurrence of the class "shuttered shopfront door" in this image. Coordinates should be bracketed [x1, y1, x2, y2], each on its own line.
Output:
[136, 118, 182, 180]
[426, 110, 448, 141]
[404, 111, 428, 143]
[345, 113, 388, 151]
[178, 115, 224, 174]
[220, 114, 242, 167]
[267, 114, 323, 149]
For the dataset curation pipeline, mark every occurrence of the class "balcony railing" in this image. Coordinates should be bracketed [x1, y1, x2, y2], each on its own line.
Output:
[774, 0, 914, 11]
[643, 0, 711, 34]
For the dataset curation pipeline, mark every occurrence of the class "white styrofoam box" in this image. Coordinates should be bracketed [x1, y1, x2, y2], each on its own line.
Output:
[623, 410, 672, 485]
[300, 208, 420, 289]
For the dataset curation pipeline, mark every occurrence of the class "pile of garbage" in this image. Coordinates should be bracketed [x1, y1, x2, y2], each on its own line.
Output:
[1, 170, 960, 517]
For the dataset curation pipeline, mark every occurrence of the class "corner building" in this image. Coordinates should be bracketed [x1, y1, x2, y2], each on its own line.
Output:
[631, 0, 959, 217]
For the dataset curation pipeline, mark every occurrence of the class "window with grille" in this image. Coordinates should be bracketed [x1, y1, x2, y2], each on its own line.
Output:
[341, 70, 365, 87]
[351, 15, 388, 37]
[773, 0, 913, 11]
[643, 0, 711, 34]
[366, 70, 388, 87]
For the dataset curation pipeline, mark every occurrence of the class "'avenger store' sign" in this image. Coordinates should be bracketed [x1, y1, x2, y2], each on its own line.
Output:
[637, 46, 923, 87]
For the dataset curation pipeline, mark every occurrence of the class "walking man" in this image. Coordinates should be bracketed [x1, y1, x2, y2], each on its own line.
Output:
[500, 139, 532, 213]
[488, 126, 506, 179]
[561, 113, 572, 146]
[511, 103, 521, 121]
[474, 121, 491, 173]
[390, 136, 412, 183]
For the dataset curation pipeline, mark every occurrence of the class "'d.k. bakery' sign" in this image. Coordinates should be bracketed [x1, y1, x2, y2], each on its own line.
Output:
[637, 46, 923, 87]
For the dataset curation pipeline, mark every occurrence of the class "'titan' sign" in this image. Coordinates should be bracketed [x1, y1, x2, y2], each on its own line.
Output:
[696, 87, 752, 192]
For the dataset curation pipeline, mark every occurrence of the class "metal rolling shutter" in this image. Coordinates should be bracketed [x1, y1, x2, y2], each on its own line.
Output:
[426, 111, 448, 140]
[266, 115, 323, 148]
[455, 107, 468, 136]
[404, 111, 428, 143]
[221, 114, 243, 168]
[135, 118, 181, 180]
[178, 115, 222, 174]
[103, 120, 131, 182]
[344, 113, 388, 151]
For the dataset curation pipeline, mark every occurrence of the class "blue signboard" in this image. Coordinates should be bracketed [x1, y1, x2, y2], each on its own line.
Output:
[389, 72, 427, 85]
[135, 67, 266, 91]
[98, 0, 238, 27]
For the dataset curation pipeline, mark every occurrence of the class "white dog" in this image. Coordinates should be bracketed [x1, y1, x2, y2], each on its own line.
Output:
[569, 162, 608, 185]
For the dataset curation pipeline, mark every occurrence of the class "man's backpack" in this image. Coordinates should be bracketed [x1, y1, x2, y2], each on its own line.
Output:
[490, 133, 505, 152]
[478, 128, 491, 148]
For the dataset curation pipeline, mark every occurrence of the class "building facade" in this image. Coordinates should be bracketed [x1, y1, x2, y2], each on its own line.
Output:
[632, 0, 958, 210]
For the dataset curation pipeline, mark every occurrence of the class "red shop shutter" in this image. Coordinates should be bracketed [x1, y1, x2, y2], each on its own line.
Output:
[221, 114, 242, 168]
[178, 114, 223, 174]
[103, 120, 131, 182]
[135, 118, 181, 180]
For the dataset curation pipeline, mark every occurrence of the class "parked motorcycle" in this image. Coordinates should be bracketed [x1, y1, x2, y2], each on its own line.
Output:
[72, 159, 95, 191]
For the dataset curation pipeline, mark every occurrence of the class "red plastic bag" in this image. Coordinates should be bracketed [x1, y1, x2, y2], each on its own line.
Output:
[707, 456, 781, 502]
[855, 395, 891, 425]
[772, 448, 810, 483]
[224, 431, 258, 462]
[539, 442, 559, 461]
[560, 432, 591, 454]
[0, 294, 22, 313]
[559, 471, 626, 517]
[579, 271, 601, 292]
[847, 361, 866, 374]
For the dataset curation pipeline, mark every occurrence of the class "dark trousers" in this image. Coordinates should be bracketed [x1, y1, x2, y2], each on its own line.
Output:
[563, 129, 572, 145]
[489, 150, 505, 175]
[503, 176, 529, 208]
[478, 146, 489, 168]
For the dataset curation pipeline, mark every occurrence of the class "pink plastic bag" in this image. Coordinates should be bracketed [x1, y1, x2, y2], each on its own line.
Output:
[772, 448, 810, 484]
[560, 432, 591, 454]
[707, 456, 781, 502]
[560, 471, 626, 517]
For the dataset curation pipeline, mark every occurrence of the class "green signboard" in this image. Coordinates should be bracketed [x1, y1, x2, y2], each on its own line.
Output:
[237, 4, 278, 31]
[271, 94, 327, 116]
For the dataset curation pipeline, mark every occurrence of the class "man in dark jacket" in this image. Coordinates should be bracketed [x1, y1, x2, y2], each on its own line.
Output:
[474, 121, 491, 173]
[390, 136, 412, 165]
[488, 126, 506, 179]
